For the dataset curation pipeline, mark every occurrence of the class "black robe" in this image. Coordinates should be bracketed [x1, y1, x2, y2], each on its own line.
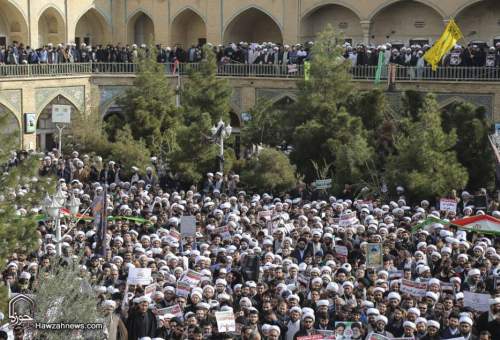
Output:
[126, 309, 157, 340]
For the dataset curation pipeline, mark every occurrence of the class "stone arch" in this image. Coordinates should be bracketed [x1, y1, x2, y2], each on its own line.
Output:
[75, 7, 111, 46]
[36, 95, 79, 152]
[272, 94, 297, 106]
[369, 0, 444, 45]
[170, 7, 207, 48]
[37, 5, 66, 47]
[438, 97, 472, 110]
[229, 111, 241, 128]
[301, 2, 362, 43]
[223, 7, 283, 44]
[0, 103, 21, 145]
[454, 0, 500, 43]
[127, 10, 155, 45]
[0, 0, 29, 45]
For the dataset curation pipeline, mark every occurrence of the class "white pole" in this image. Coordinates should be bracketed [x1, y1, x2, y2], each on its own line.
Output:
[55, 214, 61, 256]
[56, 124, 65, 155]
[220, 133, 224, 172]
[176, 74, 181, 108]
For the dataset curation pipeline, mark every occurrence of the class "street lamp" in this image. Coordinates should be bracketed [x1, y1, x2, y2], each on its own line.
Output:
[67, 194, 81, 216]
[210, 119, 232, 172]
[44, 194, 62, 256]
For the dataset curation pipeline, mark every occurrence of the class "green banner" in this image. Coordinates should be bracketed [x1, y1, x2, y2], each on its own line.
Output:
[374, 51, 385, 84]
[411, 215, 448, 233]
[304, 61, 311, 81]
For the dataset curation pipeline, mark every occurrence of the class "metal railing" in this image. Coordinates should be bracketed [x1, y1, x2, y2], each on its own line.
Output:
[0, 63, 92, 77]
[350, 65, 500, 82]
[1, 62, 500, 81]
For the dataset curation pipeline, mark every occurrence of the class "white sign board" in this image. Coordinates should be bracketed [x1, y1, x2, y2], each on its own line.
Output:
[180, 216, 196, 236]
[400, 279, 427, 297]
[127, 268, 152, 285]
[440, 198, 457, 213]
[314, 179, 332, 190]
[51, 104, 72, 124]
[463, 291, 490, 312]
[339, 211, 357, 227]
[215, 311, 236, 332]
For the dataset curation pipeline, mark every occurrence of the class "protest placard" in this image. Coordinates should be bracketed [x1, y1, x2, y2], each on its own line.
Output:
[180, 215, 196, 236]
[366, 243, 383, 268]
[257, 210, 272, 221]
[335, 321, 355, 339]
[400, 279, 427, 297]
[127, 268, 152, 285]
[389, 270, 404, 280]
[316, 329, 336, 339]
[339, 212, 357, 227]
[463, 291, 490, 311]
[297, 336, 323, 340]
[162, 304, 183, 318]
[144, 283, 157, 298]
[179, 269, 202, 286]
[440, 281, 454, 294]
[440, 198, 457, 213]
[176, 281, 191, 297]
[335, 245, 348, 257]
[215, 311, 236, 332]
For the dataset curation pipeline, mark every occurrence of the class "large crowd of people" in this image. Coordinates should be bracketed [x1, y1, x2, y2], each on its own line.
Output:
[0, 148, 499, 340]
[1, 40, 500, 68]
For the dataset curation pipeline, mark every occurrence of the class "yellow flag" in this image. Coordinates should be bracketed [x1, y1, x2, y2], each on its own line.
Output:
[304, 61, 311, 81]
[424, 19, 463, 71]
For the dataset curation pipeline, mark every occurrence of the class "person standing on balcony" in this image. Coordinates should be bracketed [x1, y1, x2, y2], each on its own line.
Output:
[355, 45, 367, 66]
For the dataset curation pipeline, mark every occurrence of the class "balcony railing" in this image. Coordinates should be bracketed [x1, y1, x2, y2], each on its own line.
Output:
[1, 62, 500, 81]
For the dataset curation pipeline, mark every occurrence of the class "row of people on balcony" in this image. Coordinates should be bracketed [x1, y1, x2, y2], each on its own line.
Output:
[1, 40, 500, 68]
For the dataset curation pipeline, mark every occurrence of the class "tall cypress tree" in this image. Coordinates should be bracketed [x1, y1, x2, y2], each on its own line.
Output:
[0, 112, 54, 312]
[116, 48, 178, 155]
[289, 25, 374, 191]
[386, 94, 468, 201]
[168, 46, 235, 184]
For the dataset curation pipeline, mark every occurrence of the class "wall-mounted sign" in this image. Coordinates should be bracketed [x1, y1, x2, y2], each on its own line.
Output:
[24, 113, 35, 133]
[51, 104, 71, 124]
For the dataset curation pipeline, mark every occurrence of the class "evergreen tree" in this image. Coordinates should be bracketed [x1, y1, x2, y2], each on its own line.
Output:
[240, 99, 289, 147]
[441, 102, 495, 191]
[169, 46, 235, 184]
[347, 89, 397, 169]
[289, 25, 374, 190]
[180, 46, 232, 123]
[386, 94, 468, 201]
[240, 147, 296, 194]
[64, 103, 151, 179]
[115, 47, 178, 154]
[33, 260, 104, 339]
[0, 113, 54, 312]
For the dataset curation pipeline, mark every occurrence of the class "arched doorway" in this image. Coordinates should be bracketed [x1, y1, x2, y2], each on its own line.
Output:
[36, 97, 78, 152]
[370, 1, 444, 45]
[0, 104, 21, 146]
[223, 8, 282, 44]
[75, 8, 111, 47]
[301, 4, 362, 43]
[229, 111, 241, 159]
[455, 0, 500, 44]
[170, 9, 207, 48]
[38, 6, 65, 47]
[102, 105, 124, 142]
[0, 0, 28, 45]
[128, 11, 154, 45]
